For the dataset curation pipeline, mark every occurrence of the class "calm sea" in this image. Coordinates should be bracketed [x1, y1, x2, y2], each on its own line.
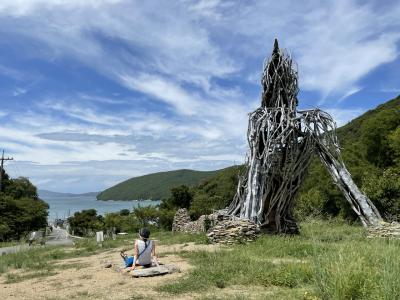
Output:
[40, 195, 160, 221]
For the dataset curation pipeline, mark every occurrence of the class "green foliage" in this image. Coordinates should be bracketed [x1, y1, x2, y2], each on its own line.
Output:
[119, 208, 130, 216]
[389, 127, 400, 163]
[68, 209, 104, 236]
[363, 167, 400, 221]
[189, 166, 244, 218]
[132, 205, 159, 227]
[3, 177, 39, 199]
[360, 107, 400, 168]
[0, 175, 48, 241]
[295, 187, 325, 220]
[161, 185, 193, 209]
[97, 169, 220, 200]
[157, 209, 176, 230]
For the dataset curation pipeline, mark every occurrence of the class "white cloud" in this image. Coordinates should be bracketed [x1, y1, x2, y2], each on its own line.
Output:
[338, 87, 363, 103]
[187, 0, 400, 100]
[324, 108, 365, 127]
[120, 73, 200, 116]
[1, 0, 398, 101]
[0, 0, 399, 192]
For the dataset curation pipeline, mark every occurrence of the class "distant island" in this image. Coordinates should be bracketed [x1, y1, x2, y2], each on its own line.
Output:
[96, 168, 226, 201]
[39, 190, 99, 199]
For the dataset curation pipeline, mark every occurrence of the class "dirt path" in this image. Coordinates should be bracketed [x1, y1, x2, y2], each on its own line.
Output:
[0, 243, 222, 300]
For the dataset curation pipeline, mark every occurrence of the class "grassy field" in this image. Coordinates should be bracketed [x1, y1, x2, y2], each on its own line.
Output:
[1, 220, 400, 299]
[159, 220, 400, 300]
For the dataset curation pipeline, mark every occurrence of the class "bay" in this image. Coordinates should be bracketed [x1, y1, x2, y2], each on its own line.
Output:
[40, 195, 160, 221]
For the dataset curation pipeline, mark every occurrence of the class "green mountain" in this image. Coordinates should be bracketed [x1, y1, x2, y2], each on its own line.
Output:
[97, 169, 223, 200]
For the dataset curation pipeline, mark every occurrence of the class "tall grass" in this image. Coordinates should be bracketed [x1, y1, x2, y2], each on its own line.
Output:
[312, 238, 400, 300]
[0, 247, 63, 274]
[159, 220, 400, 299]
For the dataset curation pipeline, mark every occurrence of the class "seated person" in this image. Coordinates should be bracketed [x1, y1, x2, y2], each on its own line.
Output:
[129, 227, 158, 272]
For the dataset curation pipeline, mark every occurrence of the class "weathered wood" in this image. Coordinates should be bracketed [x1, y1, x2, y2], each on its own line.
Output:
[227, 39, 382, 233]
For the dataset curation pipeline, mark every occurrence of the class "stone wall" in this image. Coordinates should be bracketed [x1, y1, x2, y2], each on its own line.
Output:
[206, 216, 261, 244]
[367, 222, 400, 238]
[172, 208, 207, 233]
[172, 208, 261, 244]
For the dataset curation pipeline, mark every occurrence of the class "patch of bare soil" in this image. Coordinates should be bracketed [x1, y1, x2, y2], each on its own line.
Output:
[0, 242, 222, 300]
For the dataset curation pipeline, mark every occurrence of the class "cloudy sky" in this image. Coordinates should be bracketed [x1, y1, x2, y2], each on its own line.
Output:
[0, 0, 399, 193]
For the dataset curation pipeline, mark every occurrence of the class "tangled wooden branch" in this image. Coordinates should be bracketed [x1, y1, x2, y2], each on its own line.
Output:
[227, 39, 382, 233]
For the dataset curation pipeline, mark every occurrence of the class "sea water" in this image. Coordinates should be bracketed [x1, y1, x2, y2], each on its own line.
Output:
[40, 195, 160, 221]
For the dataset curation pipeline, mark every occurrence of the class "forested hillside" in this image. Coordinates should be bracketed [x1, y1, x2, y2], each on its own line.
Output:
[97, 169, 222, 200]
[0, 171, 48, 241]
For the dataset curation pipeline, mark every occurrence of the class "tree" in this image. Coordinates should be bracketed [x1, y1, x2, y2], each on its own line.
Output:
[0, 174, 48, 241]
[119, 209, 130, 216]
[361, 109, 400, 168]
[160, 185, 193, 209]
[132, 206, 158, 227]
[363, 168, 400, 221]
[68, 209, 104, 236]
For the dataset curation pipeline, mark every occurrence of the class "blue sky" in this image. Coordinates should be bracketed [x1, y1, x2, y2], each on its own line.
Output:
[0, 0, 399, 193]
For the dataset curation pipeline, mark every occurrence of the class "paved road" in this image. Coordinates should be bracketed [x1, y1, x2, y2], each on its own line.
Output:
[47, 226, 74, 246]
[0, 227, 74, 255]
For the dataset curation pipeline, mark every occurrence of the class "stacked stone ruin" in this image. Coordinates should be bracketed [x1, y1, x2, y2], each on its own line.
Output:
[367, 222, 400, 238]
[172, 208, 206, 234]
[171, 208, 261, 244]
[206, 216, 261, 244]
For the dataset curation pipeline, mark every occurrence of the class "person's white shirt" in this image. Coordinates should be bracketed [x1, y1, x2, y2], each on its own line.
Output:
[136, 239, 153, 265]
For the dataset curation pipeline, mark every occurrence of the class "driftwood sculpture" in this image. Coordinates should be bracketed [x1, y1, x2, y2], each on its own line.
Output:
[227, 39, 382, 233]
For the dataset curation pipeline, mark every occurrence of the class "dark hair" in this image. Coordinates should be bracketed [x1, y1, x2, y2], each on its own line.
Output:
[139, 228, 150, 240]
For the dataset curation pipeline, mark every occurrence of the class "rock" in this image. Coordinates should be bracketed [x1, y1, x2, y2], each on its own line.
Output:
[172, 208, 208, 233]
[130, 265, 180, 278]
[171, 208, 261, 244]
[206, 215, 261, 244]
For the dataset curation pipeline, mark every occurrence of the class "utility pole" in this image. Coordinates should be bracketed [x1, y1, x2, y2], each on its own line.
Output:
[0, 150, 13, 191]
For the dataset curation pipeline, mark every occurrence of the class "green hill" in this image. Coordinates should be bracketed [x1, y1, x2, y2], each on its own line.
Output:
[97, 169, 223, 200]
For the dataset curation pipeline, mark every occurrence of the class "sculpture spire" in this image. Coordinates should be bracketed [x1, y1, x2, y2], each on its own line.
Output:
[272, 38, 279, 54]
[261, 39, 298, 110]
